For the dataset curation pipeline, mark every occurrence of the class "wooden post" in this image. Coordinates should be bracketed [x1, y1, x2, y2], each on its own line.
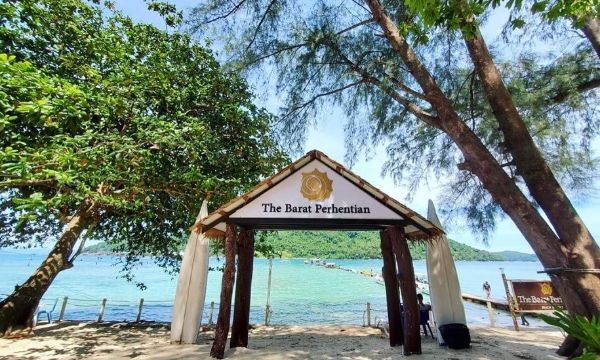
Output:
[265, 258, 273, 325]
[210, 224, 238, 359]
[208, 301, 215, 325]
[136, 298, 144, 322]
[486, 300, 496, 327]
[366, 302, 371, 327]
[97, 298, 107, 322]
[389, 225, 421, 355]
[380, 230, 403, 347]
[501, 268, 520, 331]
[231, 229, 255, 348]
[59, 296, 68, 322]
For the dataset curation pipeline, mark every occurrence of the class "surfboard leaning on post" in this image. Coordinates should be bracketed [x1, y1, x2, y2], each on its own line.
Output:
[426, 200, 469, 347]
[171, 200, 211, 344]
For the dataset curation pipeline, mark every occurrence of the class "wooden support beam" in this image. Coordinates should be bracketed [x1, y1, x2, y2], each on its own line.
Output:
[389, 225, 421, 355]
[230, 229, 255, 348]
[380, 230, 403, 347]
[210, 224, 238, 359]
[136, 298, 144, 322]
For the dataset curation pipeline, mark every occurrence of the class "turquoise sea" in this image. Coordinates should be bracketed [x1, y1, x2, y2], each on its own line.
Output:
[0, 248, 552, 327]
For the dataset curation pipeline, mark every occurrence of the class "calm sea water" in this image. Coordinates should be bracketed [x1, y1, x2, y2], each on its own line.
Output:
[0, 248, 551, 327]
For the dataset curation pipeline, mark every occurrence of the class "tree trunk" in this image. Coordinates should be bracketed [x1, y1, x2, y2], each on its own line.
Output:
[364, 0, 565, 265]
[363, 2, 598, 355]
[389, 226, 420, 355]
[461, 25, 600, 322]
[230, 229, 254, 348]
[210, 224, 237, 359]
[379, 230, 403, 347]
[0, 200, 97, 337]
[557, 334, 581, 357]
[581, 16, 600, 60]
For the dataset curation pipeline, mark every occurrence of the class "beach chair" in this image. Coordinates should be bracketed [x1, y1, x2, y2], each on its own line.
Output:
[419, 309, 434, 338]
[36, 298, 58, 324]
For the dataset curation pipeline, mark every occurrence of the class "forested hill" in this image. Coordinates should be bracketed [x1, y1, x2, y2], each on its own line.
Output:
[492, 251, 537, 262]
[262, 231, 502, 261]
[85, 231, 534, 261]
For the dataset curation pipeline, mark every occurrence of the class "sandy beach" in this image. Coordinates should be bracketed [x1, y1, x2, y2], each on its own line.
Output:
[0, 322, 565, 360]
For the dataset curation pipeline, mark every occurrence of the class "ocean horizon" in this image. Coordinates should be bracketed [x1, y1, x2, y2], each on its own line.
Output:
[0, 248, 551, 328]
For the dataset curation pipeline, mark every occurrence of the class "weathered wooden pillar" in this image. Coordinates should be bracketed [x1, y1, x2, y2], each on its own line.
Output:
[380, 229, 403, 347]
[230, 229, 255, 348]
[210, 224, 238, 359]
[389, 225, 421, 355]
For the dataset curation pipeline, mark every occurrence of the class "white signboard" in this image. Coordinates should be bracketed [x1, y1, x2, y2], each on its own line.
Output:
[230, 160, 403, 220]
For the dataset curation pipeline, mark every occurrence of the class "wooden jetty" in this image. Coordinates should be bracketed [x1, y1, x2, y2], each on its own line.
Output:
[304, 259, 509, 312]
[461, 293, 509, 311]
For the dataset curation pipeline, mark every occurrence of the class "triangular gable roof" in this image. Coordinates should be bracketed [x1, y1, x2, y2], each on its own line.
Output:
[194, 150, 443, 240]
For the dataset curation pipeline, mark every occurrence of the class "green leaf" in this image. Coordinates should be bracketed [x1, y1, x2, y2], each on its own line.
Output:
[511, 18, 526, 28]
[531, 1, 548, 13]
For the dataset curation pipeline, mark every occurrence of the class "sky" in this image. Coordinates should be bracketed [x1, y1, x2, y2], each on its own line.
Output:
[111, 0, 600, 254]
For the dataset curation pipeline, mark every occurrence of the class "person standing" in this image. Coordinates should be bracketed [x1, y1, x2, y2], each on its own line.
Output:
[417, 293, 433, 336]
[483, 281, 491, 299]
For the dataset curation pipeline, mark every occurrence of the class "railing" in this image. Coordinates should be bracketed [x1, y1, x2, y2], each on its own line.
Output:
[1, 293, 379, 326]
[1, 293, 504, 328]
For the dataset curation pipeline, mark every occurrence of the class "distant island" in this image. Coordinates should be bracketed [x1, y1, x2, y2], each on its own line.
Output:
[84, 231, 536, 261]
[491, 250, 537, 262]
[257, 231, 537, 261]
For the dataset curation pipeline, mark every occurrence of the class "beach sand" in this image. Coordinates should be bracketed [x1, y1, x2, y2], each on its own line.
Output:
[0, 322, 565, 360]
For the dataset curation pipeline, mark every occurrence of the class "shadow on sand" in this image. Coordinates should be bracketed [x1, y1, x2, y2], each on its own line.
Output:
[0, 322, 563, 360]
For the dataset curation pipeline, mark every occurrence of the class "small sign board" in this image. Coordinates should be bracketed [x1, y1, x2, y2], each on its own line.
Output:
[511, 280, 564, 312]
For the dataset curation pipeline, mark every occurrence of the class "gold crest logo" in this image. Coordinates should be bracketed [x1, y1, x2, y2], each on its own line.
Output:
[540, 283, 553, 296]
[300, 169, 333, 201]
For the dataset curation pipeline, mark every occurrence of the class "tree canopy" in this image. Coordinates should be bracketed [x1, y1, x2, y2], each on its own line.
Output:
[0, 0, 287, 274]
[189, 0, 599, 240]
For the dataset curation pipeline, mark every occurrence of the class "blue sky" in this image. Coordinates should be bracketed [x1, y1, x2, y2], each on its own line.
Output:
[113, 0, 600, 254]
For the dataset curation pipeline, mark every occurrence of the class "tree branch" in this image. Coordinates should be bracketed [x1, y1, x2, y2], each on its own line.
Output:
[243, 19, 374, 67]
[320, 38, 439, 126]
[370, 76, 439, 126]
[244, 42, 307, 67]
[350, 0, 371, 13]
[0, 179, 57, 189]
[500, 160, 515, 168]
[283, 80, 365, 118]
[202, 0, 247, 25]
[364, 0, 455, 117]
[457, 160, 476, 172]
[385, 73, 429, 101]
[245, 0, 278, 52]
[335, 18, 374, 37]
[581, 16, 600, 60]
[550, 77, 600, 104]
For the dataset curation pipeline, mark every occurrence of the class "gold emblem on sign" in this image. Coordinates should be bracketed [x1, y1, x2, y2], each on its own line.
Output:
[300, 169, 333, 201]
[541, 283, 553, 296]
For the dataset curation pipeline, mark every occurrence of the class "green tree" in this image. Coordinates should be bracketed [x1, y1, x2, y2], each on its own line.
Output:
[0, 0, 287, 335]
[258, 230, 502, 260]
[189, 0, 599, 355]
[480, 0, 600, 59]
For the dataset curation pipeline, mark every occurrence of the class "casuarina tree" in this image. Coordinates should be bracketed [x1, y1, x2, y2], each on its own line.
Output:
[0, 0, 287, 336]
[188, 0, 599, 355]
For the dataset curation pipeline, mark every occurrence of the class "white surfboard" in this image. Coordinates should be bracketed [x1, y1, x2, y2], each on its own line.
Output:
[426, 200, 467, 345]
[171, 200, 210, 344]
